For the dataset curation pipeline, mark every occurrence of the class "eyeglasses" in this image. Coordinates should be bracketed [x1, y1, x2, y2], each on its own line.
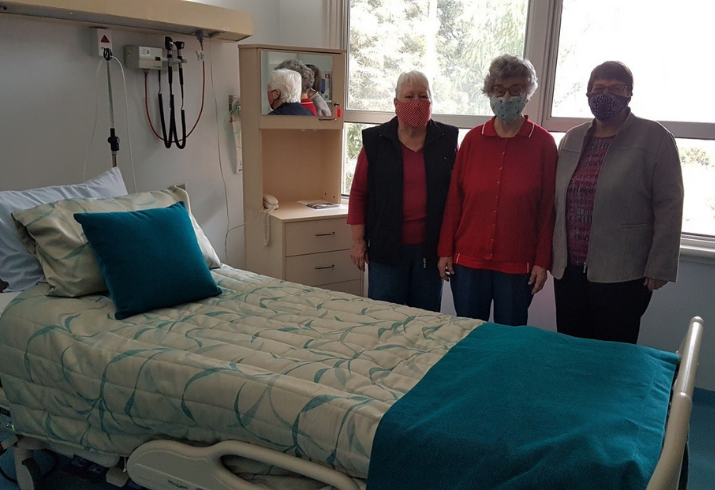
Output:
[492, 85, 525, 97]
[588, 83, 628, 96]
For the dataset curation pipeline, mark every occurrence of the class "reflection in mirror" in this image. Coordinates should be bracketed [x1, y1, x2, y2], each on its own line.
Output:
[266, 69, 313, 115]
[261, 51, 334, 116]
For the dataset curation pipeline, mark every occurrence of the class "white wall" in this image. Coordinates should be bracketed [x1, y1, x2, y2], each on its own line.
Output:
[0, 1, 285, 271]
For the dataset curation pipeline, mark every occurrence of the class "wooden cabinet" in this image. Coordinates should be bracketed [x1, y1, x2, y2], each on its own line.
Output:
[238, 44, 362, 295]
[248, 203, 362, 296]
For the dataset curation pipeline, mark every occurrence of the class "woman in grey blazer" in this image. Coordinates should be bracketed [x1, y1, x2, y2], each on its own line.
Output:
[552, 61, 684, 344]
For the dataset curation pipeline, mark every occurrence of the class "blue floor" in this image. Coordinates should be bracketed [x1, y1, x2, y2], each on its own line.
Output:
[2, 389, 715, 489]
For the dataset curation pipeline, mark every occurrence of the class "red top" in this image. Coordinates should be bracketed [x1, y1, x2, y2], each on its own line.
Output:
[301, 98, 318, 115]
[437, 117, 557, 274]
[566, 136, 614, 266]
[347, 145, 427, 245]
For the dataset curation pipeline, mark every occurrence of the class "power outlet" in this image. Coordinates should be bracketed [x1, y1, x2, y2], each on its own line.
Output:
[90, 28, 113, 57]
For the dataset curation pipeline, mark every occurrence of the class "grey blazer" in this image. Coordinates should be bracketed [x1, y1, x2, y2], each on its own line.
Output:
[552, 111, 684, 283]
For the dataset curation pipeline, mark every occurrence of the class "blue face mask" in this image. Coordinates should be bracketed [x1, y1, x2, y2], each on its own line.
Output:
[588, 93, 629, 121]
[490, 94, 527, 124]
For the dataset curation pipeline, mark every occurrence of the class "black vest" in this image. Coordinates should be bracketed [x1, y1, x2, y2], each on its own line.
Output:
[363, 117, 458, 267]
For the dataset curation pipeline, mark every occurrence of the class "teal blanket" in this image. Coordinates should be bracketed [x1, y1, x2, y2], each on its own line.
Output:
[367, 324, 679, 490]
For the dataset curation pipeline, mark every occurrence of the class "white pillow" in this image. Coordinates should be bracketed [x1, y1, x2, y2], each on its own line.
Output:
[0, 168, 127, 292]
[11, 186, 221, 298]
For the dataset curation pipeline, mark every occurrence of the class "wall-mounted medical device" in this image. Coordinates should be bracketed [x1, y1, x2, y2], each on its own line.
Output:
[124, 45, 164, 70]
[124, 45, 189, 71]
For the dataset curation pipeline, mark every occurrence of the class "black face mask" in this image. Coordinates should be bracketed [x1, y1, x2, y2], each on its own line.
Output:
[588, 93, 629, 121]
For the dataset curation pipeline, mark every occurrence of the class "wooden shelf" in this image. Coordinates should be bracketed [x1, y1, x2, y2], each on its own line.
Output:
[0, 0, 253, 41]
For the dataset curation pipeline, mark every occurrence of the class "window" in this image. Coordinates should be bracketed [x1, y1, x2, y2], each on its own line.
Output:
[343, 122, 374, 195]
[341, 0, 715, 240]
[680, 139, 715, 236]
[347, 0, 529, 116]
[552, 0, 715, 124]
[343, 0, 530, 194]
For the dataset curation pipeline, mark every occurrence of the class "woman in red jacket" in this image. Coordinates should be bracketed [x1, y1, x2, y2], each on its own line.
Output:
[437, 55, 557, 326]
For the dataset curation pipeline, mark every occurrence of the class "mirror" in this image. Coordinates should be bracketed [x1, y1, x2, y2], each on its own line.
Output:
[260, 50, 334, 116]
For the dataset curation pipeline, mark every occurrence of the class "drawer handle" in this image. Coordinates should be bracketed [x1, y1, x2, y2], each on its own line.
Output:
[314, 265, 335, 270]
[314, 232, 336, 237]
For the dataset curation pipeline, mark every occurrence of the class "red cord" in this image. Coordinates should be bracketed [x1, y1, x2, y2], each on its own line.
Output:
[144, 60, 206, 141]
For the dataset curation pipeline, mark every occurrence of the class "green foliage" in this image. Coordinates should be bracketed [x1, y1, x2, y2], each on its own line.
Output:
[680, 147, 713, 167]
[343, 123, 374, 194]
[348, 0, 528, 115]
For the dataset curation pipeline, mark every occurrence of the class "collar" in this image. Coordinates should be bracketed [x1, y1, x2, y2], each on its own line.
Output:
[379, 116, 445, 148]
[586, 107, 633, 135]
[482, 115, 535, 138]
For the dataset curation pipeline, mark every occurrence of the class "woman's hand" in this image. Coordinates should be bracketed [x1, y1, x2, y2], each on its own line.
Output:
[350, 239, 368, 271]
[438, 257, 454, 281]
[644, 278, 668, 292]
[529, 265, 547, 295]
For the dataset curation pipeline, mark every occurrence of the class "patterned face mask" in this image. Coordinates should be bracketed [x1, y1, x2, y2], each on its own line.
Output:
[395, 99, 432, 128]
[489, 93, 527, 124]
[588, 93, 629, 121]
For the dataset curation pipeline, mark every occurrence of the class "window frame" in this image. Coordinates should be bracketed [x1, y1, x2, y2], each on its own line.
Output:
[337, 0, 715, 254]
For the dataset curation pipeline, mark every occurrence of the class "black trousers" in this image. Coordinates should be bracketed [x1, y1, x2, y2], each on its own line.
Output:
[554, 265, 653, 344]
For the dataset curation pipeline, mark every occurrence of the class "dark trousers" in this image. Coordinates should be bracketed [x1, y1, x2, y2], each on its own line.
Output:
[554, 264, 653, 344]
[368, 244, 443, 312]
[449, 264, 533, 326]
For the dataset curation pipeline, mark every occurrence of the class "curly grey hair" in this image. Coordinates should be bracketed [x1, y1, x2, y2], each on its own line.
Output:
[482, 54, 538, 97]
[275, 59, 315, 95]
[395, 70, 432, 99]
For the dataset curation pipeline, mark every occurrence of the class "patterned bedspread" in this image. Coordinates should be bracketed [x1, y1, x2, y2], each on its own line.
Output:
[0, 265, 481, 478]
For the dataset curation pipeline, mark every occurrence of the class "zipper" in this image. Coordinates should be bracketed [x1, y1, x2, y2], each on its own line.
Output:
[423, 258, 426, 269]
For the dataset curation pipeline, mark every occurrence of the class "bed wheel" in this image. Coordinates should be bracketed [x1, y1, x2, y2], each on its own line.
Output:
[16, 458, 41, 490]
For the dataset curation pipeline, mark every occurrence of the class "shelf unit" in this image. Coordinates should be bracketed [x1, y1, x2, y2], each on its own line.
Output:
[0, 0, 253, 41]
[239, 44, 361, 295]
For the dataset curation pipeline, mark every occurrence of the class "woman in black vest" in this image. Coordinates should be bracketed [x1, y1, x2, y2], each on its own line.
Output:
[347, 71, 459, 312]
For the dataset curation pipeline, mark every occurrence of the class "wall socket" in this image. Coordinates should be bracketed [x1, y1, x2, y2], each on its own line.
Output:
[90, 28, 113, 57]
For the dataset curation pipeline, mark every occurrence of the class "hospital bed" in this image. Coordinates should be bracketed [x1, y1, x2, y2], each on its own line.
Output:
[0, 277, 704, 490]
[0, 174, 704, 490]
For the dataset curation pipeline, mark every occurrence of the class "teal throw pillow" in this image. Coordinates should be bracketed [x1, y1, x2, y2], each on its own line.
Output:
[74, 201, 221, 319]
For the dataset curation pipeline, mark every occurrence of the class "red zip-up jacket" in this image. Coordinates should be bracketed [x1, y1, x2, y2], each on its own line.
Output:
[437, 117, 557, 274]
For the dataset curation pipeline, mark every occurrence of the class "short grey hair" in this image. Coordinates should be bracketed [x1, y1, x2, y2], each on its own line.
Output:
[395, 70, 432, 99]
[482, 54, 538, 97]
[268, 69, 302, 104]
[275, 59, 315, 95]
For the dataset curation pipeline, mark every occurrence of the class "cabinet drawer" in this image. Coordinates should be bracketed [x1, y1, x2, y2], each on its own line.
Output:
[285, 250, 359, 286]
[285, 218, 351, 256]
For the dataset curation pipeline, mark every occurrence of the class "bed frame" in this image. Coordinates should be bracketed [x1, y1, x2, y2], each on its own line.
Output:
[0, 316, 704, 490]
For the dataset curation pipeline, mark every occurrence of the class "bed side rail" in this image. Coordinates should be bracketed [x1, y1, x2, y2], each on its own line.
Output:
[127, 439, 361, 490]
[647, 316, 704, 490]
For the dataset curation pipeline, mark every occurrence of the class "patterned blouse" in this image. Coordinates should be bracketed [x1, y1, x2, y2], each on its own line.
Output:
[566, 136, 615, 266]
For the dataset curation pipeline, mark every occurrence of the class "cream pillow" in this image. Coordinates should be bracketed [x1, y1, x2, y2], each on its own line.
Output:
[12, 186, 221, 297]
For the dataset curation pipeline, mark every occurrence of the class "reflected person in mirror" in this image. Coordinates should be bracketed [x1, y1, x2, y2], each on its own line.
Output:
[275, 59, 318, 115]
[266, 69, 314, 116]
[552, 61, 684, 344]
[437, 54, 557, 326]
[306, 64, 332, 117]
[348, 70, 459, 312]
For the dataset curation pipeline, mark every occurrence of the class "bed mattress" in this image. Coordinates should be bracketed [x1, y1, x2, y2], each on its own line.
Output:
[0, 291, 20, 314]
[0, 265, 480, 478]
